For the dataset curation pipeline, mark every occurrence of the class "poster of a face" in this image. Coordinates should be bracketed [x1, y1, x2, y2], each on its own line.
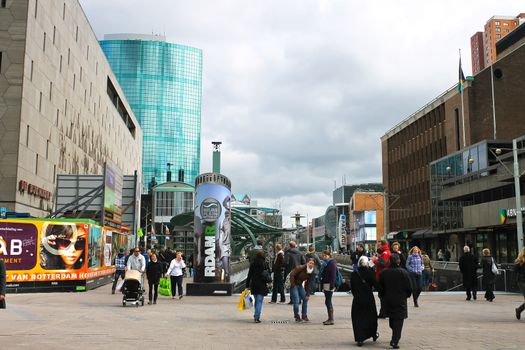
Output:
[40, 223, 87, 270]
[194, 180, 231, 283]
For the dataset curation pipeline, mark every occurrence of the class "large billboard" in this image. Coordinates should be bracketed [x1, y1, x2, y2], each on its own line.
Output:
[193, 174, 232, 283]
[0, 219, 118, 292]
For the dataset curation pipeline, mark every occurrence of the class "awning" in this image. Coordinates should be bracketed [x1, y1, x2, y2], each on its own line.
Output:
[386, 231, 400, 240]
[412, 228, 435, 239]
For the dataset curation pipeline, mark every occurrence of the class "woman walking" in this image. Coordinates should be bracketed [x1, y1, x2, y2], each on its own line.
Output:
[146, 252, 164, 304]
[481, 248, 496, 302]
[166, 252, 186, 299]
[421, 251, 433, 292]
[319, 250, 337, 325]
[245, 251, 269, 323]
[515, 247, 525, 319]
[350, 256, 379, 347]
[406, 246, 424, 307]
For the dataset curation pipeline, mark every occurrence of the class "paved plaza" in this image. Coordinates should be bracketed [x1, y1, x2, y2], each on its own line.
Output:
[0, 283, 524, 350]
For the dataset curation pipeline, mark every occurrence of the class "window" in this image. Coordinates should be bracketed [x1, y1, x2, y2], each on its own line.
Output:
[75, 26, 78, 42]
[53, 26, 56, 44]
[56, 108, 59, 126]
[59, 55, 62, 72]
[46, 140, 49, 159]
[504, 22, 509, 26]
[30, 60, 33, 80]
[1, 0, 6, 8]
[0, 52, 2, 72]
[73, 74, 75, 90]
[39, 92, 42, 112]
[80, 66, 82, 81]
[67, 48, 70, 65]
[34, 0, 38, 18]
[43, 32, 46, 51]
[62, 2, 65, 20]
[49, 81, 52, 100]
[86, 45, 89, 60]
[495, 21, 500, 25]
[26, 125, 29, 146]
[496, 27, 501, 32]
[35, 154, 39, 175]
[496, 34, 501, 39]
[504, 29, 509, 33]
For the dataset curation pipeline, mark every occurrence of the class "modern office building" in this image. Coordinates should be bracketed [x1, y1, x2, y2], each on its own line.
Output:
[100, 34, 202, 193]
[470, 14, 525, 74]
[0, 0, 142, 217]
[382, 27, 525, 259]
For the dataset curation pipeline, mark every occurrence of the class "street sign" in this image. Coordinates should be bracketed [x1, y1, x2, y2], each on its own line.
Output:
[0, 207, 7, 218]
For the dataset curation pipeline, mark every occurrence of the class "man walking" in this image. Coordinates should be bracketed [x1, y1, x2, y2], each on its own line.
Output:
[289, 258, 315, 322]
[459, 245, 478, 301]
[270, 243, 285, 303]
[379, 254, 412, 349]
[111, 247, 127, 294]
[0, 258, 6, 309]
[127, 247, 146, 287]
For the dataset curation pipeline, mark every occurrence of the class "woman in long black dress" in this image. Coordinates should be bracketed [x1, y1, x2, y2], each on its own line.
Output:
[350, 256, 379, 347]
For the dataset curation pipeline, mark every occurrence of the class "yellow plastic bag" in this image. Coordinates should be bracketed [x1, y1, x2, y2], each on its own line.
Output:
[238, 290, 247, 310]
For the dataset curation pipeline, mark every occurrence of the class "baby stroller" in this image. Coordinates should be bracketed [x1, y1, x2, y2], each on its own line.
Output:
[122, 270, 145, 307]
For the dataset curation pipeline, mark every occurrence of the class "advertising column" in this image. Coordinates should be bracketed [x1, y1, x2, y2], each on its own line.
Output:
[187, 173, 232, 295]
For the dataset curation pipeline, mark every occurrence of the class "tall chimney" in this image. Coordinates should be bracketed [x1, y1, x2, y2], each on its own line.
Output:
[166, 162, 172, 182]
[212, 141, 222, 173]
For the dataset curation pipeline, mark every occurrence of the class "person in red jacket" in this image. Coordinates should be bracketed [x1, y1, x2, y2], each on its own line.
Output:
[373, 240, 391, 318]
[373, 240, 391, 281]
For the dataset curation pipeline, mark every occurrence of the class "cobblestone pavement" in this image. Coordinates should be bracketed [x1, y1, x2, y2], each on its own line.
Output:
[0, 284, 524, 350]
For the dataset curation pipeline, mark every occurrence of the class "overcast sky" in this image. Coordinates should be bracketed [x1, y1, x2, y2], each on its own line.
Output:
[80, 0, 523, 227]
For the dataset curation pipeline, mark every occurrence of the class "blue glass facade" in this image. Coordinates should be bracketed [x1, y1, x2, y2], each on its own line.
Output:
[100, 36, 202, 192]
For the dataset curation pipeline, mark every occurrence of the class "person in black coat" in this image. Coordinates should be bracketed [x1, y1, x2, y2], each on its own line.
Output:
[481, 248, 496, 302]
[459, 246, 478, 301]
[246, 251, 269, 323]
[0, 258, 6, 309]
[146, 252, 164, 305]
[379, 254, 412, 349]
[350, 256, 379, 347]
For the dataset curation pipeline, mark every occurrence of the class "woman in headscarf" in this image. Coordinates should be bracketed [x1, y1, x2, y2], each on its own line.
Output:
[350, 256, 379, 347]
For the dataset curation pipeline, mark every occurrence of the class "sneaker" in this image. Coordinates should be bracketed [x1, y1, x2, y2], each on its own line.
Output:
[153, 301, 157, 305]
[269, 301, 276, 304]
[179, 295, 183, 300]
[302, 316, 310, 322]
[172, 296, 176, 299]
[295, 316, 302, 323]
[254, 319, 261, 323]
[288, 301, 293, 305]
[147, 301, 152, 305]
[516, 308, 521, 320]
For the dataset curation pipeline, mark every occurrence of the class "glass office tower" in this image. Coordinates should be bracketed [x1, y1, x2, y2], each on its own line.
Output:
[100, 34, 202, 192]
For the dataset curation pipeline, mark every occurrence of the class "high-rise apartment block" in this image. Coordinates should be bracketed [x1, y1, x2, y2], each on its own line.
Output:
[471, 14, 525, 75]
[100, 35, 202, 193]
[0, 0, 142, 217]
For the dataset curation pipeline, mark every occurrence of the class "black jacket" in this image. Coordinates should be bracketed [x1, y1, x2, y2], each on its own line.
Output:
[246, 255, 269, 296]
[284, 248, 306, 277]
[459, 252, 478, 288]
[481, 256, 496, 286]
[379, 265, 412, 319]
[0, 259, 6, 296]
[146, 260, 164, 284]
[516, 263, 525, 284]
[392, 251, 407, 270]
[320, 258, 337, 290]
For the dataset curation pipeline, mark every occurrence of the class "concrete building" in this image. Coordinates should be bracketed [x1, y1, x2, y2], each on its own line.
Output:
[99, 34, 202, 193]
[0, 0, 142, 217]
[349, 191, 384, 251]
[382, 31, 525, 258]
[471, 14, 525, 74]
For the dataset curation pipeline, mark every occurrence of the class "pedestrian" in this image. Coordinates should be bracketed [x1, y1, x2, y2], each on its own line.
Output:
[421, 251, 433, 292]
[248, 237, 265, 263]
[146, 252, 164, 305]
[289, 258, 315, 322]
[379, 254, 412, 349]
[187, 254, 194, 278]
[481, 248, 496, 302]
[373, 240, 391, 317]
[284, 240, 306, 304]
[246, 251, 269, 323]
[166, 252, 186, 299]
[319, 250, 337, 325]
[350, 256, 379, 347]
[124, 248, 134, 266]
[140, 247, 150, 265]
[351, 243, 367, 272]
[0, 258, 6, 309]
[406, 246, 424, 307]
[514, 247, 525, 320]
[270, 243, 286, 303]
[127, 247, 146, 287]
[437, 249, 444, 261]
[305, 246, 322, 294]
[391, 242, 406, 269]
[111, 247, 126, 294]
[459, 245, 478, 301]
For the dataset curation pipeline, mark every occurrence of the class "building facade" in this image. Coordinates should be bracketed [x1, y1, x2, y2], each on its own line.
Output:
[470, 32, 485, 75]
[382, 28, 525, 259]
[349, 192, 384, 251]
[100, 34, 202, 193]
[0, 0, 142, 217]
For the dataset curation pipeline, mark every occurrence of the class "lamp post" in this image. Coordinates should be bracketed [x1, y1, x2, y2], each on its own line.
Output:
[494, 142, 524, 252]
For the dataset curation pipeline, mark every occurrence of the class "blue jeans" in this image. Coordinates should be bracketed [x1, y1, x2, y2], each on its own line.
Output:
[254, 294, 264, 320]
[290, 285, 308, 318]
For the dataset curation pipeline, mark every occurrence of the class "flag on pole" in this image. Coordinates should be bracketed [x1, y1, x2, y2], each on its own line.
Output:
[458, 57, 466, 93]
[137, 228, 144, 237]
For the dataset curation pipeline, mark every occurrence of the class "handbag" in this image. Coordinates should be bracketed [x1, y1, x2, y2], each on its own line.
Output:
[491, 258, 500, 275]
[244, 290, 254, 309]
[159, 277, 172, 296]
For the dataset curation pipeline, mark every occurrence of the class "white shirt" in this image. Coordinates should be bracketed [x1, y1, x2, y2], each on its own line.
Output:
[167, 259, 186, 277]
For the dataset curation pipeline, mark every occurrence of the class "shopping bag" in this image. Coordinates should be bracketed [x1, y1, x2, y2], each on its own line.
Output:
[116, 279, 125, 292]
[159, 277, 171, 296]
[238, 290, 247, 310]
[244, 290, 254, 309]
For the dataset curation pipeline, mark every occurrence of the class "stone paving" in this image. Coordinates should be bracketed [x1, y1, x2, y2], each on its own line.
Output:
[0, 283, 524, 350]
